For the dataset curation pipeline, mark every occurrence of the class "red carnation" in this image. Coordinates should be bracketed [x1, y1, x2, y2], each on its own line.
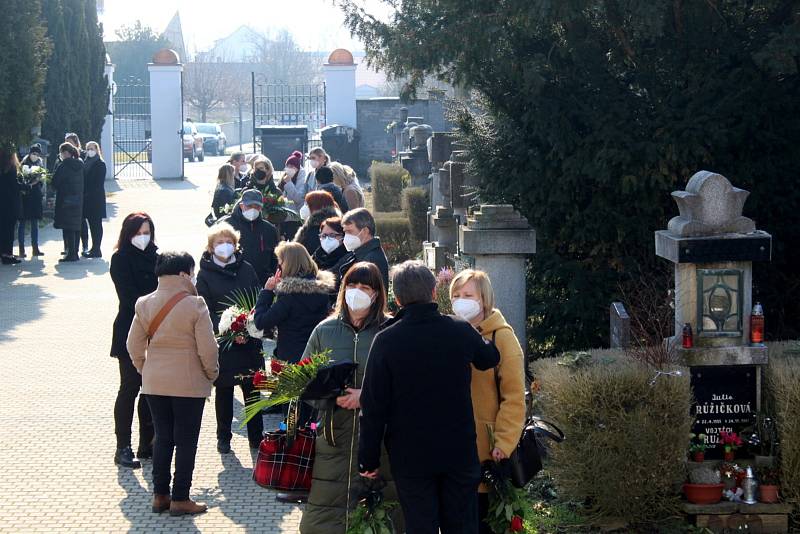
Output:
[510, 515, 524, 532]
[253, 370, 266, 387]
[270, 360, 284, 374]
[231, 321, 245, 332]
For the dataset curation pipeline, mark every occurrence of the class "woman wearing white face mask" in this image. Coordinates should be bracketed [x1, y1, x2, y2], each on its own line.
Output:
[303, 147, 330, 196]
[299, 261, 404, 533]
[109, 212, 159, 469]
[195, 223, 264, 453]
[80, 141, 108, 258]
[293, 190, 341, 256]
[449, 269, 526, 534]
[311, 216, 347, 272]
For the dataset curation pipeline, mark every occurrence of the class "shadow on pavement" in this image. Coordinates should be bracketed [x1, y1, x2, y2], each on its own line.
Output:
[53, 257, 110, 280]
[0, 277, 54, 342]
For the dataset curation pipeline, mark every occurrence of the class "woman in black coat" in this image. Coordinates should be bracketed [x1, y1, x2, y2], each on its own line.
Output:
[312, 216, 347, 272]
[196, 224, 265, 452]
[294, 205, 339, 256]
[0, 147, 22, 265]
[52, 143, 84, 262]
[18, 144, 45, 258]
[109, 212, 158, 468]
[80, 142, 107, 258]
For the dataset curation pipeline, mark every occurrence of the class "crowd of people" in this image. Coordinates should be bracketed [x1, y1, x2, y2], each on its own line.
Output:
[103, 147, 526, 532]
[0, 133, 107, 265]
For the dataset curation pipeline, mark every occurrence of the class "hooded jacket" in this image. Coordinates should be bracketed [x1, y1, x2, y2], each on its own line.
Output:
[253, 270, 335, 362]
[196, 251, 263, 387]
[126, 275, 219, 398]
[473, 309, 526, 492]
[217, 205, 279, 285]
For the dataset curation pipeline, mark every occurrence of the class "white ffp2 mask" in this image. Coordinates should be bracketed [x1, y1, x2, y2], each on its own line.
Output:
[345, 288, 373, 312]
[131, 234, 150, 251]
[242, 209, 260, 221]
[343, 233, 362, 252]
[452, 298, 482, 321]
[214, 243, 235, 259]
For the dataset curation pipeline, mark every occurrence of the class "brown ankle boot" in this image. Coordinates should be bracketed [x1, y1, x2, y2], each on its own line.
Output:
[151, 494, 170, 513]
[169, 499, 207, 517]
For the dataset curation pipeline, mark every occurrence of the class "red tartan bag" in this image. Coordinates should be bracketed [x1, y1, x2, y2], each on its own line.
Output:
[253, 427, 316, 491]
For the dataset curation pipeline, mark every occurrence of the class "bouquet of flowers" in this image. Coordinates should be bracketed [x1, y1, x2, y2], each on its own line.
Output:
[482, 425, 528, 534]
[262, 190, 300, 222]
[20, 165, 50, 185]
[217, 287, 263, 350]
[346, 478, 398, 534]
[243, 352, 332, 424]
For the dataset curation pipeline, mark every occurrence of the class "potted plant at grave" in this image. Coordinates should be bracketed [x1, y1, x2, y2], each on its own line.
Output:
[689, 433, 709, 462]
[757, 467, 780, 503]
[719, 430, 744, 462]
[684, 466, 725, 504]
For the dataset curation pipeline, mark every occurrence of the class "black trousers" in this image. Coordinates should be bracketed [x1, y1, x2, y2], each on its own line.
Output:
[146, 394, 205, 501]
[113, 355, 153, 450]
[478, 492, 493, 534]
[62, 229, 80, 259]
[215, 381, 264, 444]
[80, 217, 103, 253]
[0, 218, 15, 255]
[394, 468, 481, 534]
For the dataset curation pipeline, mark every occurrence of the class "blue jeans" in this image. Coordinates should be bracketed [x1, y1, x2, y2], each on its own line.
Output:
[17, 219, 39, 249]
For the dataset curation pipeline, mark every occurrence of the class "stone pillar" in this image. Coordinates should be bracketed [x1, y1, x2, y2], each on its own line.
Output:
[655, 170, 772, 458]
[148, 49, 183, 179]
[459, 205, 536, 347]
[323, 49, 357, 128]
[101, 57, 114, 180]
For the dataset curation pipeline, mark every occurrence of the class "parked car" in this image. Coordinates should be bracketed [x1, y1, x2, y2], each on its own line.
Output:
[183, 122, 205, 162]
[196, 122, 227, 156]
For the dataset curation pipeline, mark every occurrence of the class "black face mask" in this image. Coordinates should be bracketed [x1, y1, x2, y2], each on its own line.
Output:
[254, 169, 267, 181]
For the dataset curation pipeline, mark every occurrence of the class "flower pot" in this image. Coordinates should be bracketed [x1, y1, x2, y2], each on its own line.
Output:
[683, 483, 725, 505]
[692, 452, 705, 463]
[724, 450, 735, 462]
[759, 485, 780, 503]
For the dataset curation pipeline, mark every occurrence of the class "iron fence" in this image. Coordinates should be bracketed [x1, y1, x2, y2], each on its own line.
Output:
[112, 82, 152, 178]
[251, 74, 326, 150]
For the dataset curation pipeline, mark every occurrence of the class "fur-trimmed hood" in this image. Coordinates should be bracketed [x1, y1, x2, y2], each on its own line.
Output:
[275, 270, 336, 295]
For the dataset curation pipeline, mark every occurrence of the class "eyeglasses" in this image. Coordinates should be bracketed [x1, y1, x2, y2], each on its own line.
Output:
[319, 233, 343, 239]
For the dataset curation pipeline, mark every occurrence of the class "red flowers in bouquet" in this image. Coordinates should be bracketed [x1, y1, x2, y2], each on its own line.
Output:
[719, 430, 744, 451]
[270, 359, 284, 374]
[230, 312, 248, 333]
[510, 515, 524, 532]
[253, 370, 266, 387]
[297, 357, 312, 367]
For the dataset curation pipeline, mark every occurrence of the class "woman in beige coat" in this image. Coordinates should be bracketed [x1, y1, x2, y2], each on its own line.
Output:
[127, 251, 219, 517]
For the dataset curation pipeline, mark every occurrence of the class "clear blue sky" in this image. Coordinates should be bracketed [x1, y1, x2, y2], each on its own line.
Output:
[99, 0, 391, 54]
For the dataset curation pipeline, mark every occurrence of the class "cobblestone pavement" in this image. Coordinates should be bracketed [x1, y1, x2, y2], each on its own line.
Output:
[0, 156, 304, 533]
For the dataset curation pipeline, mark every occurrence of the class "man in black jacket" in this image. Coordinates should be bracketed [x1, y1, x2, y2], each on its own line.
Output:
[333, 208, 389, 290]
[358, 261, 500, 534]
[217, 189, 279, 285]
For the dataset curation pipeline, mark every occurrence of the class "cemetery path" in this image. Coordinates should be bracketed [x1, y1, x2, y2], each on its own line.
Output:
[0, 156, 303, 533]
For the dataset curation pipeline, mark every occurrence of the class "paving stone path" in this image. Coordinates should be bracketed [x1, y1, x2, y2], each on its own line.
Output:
[0, 156, 303, 533]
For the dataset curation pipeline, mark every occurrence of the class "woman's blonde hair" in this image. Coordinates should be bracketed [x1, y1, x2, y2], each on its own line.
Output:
[206, 222, 240, 252]
[216, 163, 236, 188]
[85, 141, 104, 161]
[329, 161, 357, 187]
[449, 269, 495, 313]
[308, 147, 329, 165]
[275, 241, 318, 278]
[251, 154, 274, 174]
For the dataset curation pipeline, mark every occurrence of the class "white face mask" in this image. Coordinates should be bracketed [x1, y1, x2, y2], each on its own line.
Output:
[242, 208, 260, 221]
[131, 234, 150, 251]
[343, 232, 363, 252]
[452, 298, 482, 321]
[86, 149, 97, 158]
[239, 164, 248, 174]
[29, 154, 39, 162]
[214, 243, 235, 260]
[345, 288, 374, 312]
[320, 236, 340, 254]
[299, 204, 311, 220]
[310, 159, 321, 169]
[284, 167, 297, 178]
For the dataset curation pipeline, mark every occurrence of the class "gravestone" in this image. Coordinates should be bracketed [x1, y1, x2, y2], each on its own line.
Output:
[401, 124, 433, 186]
[655, 171, 772, 459]
[459, 205, 536, 347]
[609, 302, 630, 349]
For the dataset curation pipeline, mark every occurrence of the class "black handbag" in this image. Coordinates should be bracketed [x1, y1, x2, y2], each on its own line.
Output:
[491, 331, 565, 488]
[299, 360, 358, 447]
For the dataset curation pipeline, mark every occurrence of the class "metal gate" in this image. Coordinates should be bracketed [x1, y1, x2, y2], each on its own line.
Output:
[251, 74, 326, 150]
[112, 81, 152, 178]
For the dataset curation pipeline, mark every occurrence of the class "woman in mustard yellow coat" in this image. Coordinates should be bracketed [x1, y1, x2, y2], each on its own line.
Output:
[450, 269, 527, 534]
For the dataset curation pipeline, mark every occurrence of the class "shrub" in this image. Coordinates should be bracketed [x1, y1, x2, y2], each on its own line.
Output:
[766, 342, 800, 503]
[370, 162, 409, 212]
[402, 186, 429, 245]
[532, 354, 693, 525]
[375, 214, 419, 265]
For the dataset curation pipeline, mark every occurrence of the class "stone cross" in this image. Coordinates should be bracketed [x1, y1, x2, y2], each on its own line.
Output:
[459, 205, 536, 347]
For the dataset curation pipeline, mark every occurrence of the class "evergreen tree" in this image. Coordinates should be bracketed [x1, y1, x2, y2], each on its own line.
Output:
[0, 0, 52, 148]
[41, 0, 74, 161]
[341, 0, 800, 353]
[84, 1, 109, 142]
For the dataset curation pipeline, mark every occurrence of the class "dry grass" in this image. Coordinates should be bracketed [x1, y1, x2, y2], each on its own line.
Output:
[765, 341, 800, 504]
[532, 353, 693, 525]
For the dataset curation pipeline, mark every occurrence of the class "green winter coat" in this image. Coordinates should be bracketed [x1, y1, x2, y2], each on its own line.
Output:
[299, 316, 404, 534]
